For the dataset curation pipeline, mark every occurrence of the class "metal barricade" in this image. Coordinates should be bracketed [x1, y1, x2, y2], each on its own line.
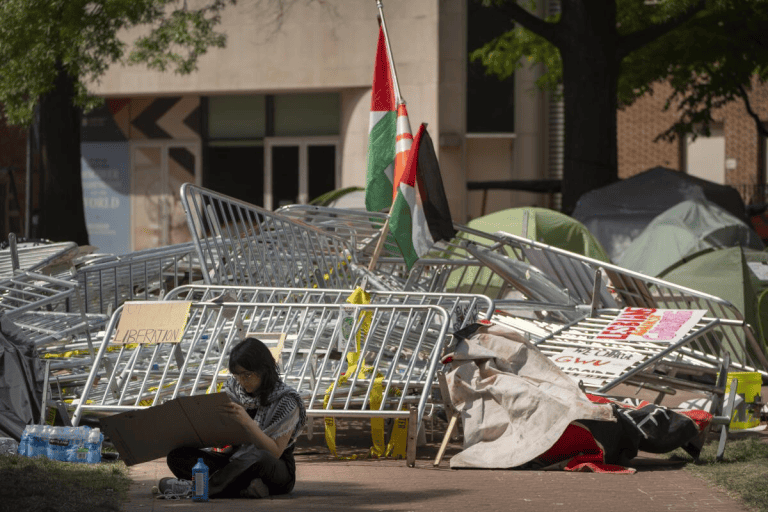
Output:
[277, 204, 401, 262]
[72, 301, 451, 460]
[488, 230, 768, 375]
[163, 284, 494, 331]
[0, 240, 79, 277]
[531, 307, 745, 410]
[0, 271, 108, 371]
[74, 242, 203, 315]
[181, 184, 361, 289]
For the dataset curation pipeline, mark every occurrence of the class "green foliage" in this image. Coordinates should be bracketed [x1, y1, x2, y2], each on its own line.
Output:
[0, 0, 234, 126]
[470, 17, 562, 96]
[470, 0, 768, 141]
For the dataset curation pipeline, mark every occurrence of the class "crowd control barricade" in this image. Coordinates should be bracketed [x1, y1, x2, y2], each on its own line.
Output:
[276, 204, 401, 262]
[72, 301, 452, 463]
[74, 242, 203, 315]
[531, 307, 748, 413]
[491, 231, 768, 376]
[0, 271, 110, 401]
[181, 184, 361, 289]
[0, 239, 79, 277]
[163, 284, 494, 332]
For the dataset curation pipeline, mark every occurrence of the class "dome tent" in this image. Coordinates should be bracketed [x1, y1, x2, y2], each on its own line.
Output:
[617, 199, 764, 277]
[463, 207, 611, 262]
[572, 167, 748, 262]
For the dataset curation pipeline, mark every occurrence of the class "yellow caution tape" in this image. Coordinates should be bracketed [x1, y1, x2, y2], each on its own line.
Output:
[323, 287, 407, 459]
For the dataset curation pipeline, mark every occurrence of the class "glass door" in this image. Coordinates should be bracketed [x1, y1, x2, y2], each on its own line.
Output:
[130, 141, 201, 251]
[264, 137, 338, 210]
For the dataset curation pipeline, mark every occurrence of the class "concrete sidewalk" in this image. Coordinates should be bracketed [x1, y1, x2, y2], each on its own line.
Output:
[122, 417, 765, 512]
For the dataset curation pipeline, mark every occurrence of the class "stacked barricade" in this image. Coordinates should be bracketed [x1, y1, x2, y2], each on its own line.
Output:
[72, 300, 451, 464]
[181, 184, 361, 289]
[73, 242, 204, 315]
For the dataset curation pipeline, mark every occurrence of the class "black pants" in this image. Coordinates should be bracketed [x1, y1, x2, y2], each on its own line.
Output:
[166, 446, 296, 499]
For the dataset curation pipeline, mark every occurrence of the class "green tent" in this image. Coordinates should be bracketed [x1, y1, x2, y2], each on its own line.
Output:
[444, 207, 610, 297]
[617, 199, 764, 277]
[659, 246, 768, 351]
[462, 207, 611, 262]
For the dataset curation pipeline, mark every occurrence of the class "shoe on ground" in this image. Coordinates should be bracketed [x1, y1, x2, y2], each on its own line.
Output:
[157, 477, 193, 497]
[240, 478, 269, 499]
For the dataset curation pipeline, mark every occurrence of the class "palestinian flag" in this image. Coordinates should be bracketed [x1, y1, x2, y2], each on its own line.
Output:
[365, 26, 397, 213]
[389, 123, 457, 269]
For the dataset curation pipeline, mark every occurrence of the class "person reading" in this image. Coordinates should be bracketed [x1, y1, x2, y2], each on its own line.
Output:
[157, 337, 307, 499]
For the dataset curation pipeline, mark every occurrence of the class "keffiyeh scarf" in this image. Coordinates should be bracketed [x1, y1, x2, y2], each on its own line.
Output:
[224, 377, 307, 446]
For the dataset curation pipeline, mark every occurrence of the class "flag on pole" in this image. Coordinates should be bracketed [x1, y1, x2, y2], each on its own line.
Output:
[389, 123, 457, 269]
[365, 26, 398, 213]
[392, 102, 413, 203]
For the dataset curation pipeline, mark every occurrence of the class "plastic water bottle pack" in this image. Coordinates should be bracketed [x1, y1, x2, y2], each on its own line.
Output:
[17, 425, 104, 463]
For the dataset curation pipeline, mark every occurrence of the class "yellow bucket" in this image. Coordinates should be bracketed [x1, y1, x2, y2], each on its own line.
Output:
[724, 372, 763, 429]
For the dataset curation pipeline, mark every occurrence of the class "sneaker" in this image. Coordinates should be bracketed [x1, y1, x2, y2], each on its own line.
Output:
[157, 477, 193, 498]
[240, 478, 269, 499]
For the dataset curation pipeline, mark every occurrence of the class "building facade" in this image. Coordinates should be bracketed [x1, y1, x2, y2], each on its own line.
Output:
[79, 0, 554, 254]
[618, 80, 768, 205]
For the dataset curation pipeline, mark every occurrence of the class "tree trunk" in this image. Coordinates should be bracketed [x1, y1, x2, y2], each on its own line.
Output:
[38, 63, 89, 245]
[558, 2, 620, 214]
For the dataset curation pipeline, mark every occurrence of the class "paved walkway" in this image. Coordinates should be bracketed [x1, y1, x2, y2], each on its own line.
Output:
[121, 385, 768, 512]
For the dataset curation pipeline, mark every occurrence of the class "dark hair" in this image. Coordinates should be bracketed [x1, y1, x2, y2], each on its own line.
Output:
[228, 337, 280, 403]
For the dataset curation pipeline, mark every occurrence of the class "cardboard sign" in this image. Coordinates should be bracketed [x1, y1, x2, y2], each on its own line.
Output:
[99, 393, 253, 466]
[113, 301, 192, 344]
[593, 307, 707, 343]
[552, 347, 645, 378]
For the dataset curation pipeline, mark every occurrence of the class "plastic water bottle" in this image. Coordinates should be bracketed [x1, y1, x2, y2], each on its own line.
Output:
[42, 426, 56, 460]
[86, 428, 103, 464]
[17, 427, 30, 456]
[49, 427, 74, 462]
[26, 425, 42, 457]
[191, 458, 209, 502]
[68, 427, 91, 463]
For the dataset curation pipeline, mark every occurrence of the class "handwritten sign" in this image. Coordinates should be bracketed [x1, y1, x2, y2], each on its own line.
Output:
[113, 301, 192, 344]
[593, 307, 707, 344]
[553, 347, 645, 379]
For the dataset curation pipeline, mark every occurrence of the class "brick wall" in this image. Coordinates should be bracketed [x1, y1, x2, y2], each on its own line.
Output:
[618, 78, 768, 204]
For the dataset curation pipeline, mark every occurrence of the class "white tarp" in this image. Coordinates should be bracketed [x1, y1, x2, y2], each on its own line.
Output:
[444, 321, 615, 469]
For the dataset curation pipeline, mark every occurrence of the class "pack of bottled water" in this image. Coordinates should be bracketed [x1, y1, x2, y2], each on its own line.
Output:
[17, 425, 103, 463]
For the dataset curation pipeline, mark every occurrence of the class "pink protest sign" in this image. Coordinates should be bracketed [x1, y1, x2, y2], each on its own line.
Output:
[594, 307, 707, 343]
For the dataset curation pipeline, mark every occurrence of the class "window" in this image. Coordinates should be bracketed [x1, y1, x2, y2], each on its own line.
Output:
[204, 93, 340, 209]
[467, 1, 515, 133]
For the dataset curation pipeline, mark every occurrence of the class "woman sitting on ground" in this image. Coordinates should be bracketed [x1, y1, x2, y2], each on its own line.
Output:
[157, 337, 307, 499]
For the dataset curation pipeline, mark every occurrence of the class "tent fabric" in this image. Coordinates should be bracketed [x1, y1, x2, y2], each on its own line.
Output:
[443, 321, 615, 469]
[464, 207, 611, 262]
[617, 199, 765, 277]
[572, 167, 749, 261]
[0, 314, 45, 441]
[659, 246, 764, 349]
[444, 322, 713, 471]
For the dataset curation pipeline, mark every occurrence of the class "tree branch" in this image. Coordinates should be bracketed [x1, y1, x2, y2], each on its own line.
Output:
[492, 1, 562, 48]
[617, 0, 706, 60]
[737, 82, 768, 137]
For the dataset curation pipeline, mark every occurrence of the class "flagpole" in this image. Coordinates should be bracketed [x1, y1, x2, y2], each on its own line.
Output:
[376, 0, 404, 105]
[368, 0, 402, 274]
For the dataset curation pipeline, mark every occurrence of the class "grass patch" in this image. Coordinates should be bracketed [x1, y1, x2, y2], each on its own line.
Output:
[668, 436, 768, 512]
[0, 453, 131, 512]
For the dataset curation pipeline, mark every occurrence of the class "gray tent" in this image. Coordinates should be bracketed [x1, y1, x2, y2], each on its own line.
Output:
[572, 167, 749, 261]
[617, 199, 764, 277]
[0, 314, 45, 440]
